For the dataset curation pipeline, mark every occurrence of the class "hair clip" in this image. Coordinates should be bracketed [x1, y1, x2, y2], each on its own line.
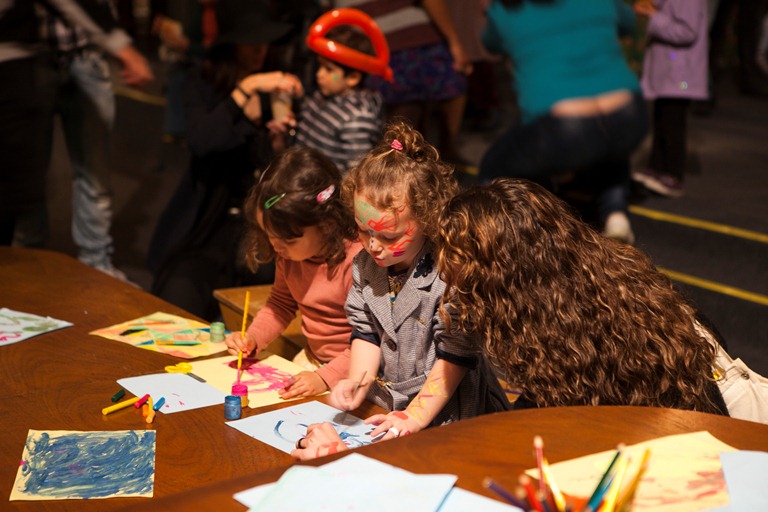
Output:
[264, 193, 286, 209]
[316, 184, 335, 203]
[257, 164, 272, 185]
[391, 139, 403, 151]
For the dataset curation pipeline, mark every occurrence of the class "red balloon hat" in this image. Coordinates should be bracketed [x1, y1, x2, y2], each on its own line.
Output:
[306, 8, 394, 82]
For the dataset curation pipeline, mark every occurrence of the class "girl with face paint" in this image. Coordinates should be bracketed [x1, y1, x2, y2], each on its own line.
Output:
[291, 120, 509, 461]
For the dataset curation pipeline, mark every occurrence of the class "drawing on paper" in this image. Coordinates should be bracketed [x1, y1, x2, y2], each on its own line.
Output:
[0, 308, 72, 346]
[227, 401, 374, 454]
[90, 311, 227, 359]
[11, 429, 156, 501]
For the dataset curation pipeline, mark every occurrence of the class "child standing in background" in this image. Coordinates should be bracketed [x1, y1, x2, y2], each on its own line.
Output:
[292, 120, 508, 460]
[269, 25, 384, 173]
[632, 0, 709, 198]
[224, 147, 362, 399]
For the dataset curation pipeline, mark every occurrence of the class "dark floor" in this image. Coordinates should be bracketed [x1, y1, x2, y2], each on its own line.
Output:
[40, 62, 768, 376]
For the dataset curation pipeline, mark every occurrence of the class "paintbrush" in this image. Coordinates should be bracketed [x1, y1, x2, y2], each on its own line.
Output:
[237, 290, 250, 384]
[340, 371, 367, 429]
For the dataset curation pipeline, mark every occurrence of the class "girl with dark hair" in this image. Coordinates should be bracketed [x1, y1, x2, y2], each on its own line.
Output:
[224, 146, 362, 398]
[435, 178, 729, 415]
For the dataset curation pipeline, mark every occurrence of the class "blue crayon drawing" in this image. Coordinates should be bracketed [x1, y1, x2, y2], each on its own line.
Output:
[11, 429, 156, 501]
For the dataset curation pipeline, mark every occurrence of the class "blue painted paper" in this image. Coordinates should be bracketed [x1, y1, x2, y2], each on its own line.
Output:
[11, 429, 155, 500]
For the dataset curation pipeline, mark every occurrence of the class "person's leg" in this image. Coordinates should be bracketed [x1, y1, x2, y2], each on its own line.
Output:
[437, 93, 467, 163]
[639, 97, 687, 197]
[1, 55, 58, 246]
[62, 50, 119, 274]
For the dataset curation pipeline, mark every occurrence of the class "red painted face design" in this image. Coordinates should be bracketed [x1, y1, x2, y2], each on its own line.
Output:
[354, 196, 426, 272]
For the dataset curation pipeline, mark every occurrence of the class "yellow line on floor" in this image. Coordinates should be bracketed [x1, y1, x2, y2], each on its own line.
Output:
[658, 266, 768, 306]
[629, 205, 768, 244]
[113, 85, 167, 106]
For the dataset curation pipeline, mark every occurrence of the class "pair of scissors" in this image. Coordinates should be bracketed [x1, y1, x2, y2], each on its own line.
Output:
[164, 362, 206, 382]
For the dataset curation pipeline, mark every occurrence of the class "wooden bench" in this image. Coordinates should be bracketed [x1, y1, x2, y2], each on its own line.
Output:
[213, 285, 307, 360]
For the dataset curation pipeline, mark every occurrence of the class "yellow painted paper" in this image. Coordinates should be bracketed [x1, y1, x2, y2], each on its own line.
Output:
[90, 312, 227, 359]
[190, 352, 327, 409]
[525, 431, 736, 512]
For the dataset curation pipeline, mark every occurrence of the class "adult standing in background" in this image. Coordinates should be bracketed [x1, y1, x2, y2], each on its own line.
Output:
[13, 2, 135, 280]
[0, 0, 152, 246]
[479, 0, 647, 245]
[333, 0, 472, 167]
[148, 0, 300, 320]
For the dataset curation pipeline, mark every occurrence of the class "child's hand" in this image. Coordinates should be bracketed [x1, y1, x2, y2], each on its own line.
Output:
[633, 0, 657, 18]
[365, 410, 421, 442]
[224, 331, 256, 358]
[278, 371, 328, 399]
[290, 422, 348, 461]
[329, 378, 368, 411]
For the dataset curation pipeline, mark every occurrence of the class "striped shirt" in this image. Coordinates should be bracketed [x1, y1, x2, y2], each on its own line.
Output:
[295, 88, 383, 172]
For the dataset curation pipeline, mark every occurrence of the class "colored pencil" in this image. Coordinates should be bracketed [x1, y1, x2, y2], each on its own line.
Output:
[615, 449, 651, 512]
[534, 435, 548, 499]
[600, 455, 630, 512]
[541, 457, 567, 512]
[483, 477, 528, 509]
[583, 447, 623, 512]
[520, 474, 544, 512]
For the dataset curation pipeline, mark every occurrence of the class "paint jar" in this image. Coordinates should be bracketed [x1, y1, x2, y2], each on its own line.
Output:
[224, 395, 241, 420]
[210, 321, 225, 343]
[231, 383, 249, 408]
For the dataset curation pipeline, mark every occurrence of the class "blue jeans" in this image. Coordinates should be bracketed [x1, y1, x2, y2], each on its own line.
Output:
[480, 92, 648, 221]
[14, 49, 116, 265]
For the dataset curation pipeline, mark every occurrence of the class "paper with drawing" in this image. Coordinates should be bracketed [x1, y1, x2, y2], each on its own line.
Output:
[11, 429, 155, 501]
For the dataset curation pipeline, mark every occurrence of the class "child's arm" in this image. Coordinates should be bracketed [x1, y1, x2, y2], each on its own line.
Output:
[365, 359, 468, 440]
[329, 338, 380, 411]
[422, 0, 472, 74]
[641, 1, 702, 47]
[224, 260, 298, 357]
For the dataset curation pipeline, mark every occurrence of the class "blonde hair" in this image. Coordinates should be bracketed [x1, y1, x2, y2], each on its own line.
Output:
[341, 119, 457, 239]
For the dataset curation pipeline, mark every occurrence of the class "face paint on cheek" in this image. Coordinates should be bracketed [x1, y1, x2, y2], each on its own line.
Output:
[389, 238, 412, 257]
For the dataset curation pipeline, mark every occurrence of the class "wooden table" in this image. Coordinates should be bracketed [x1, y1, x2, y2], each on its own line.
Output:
[137, 405, 768, 511]
[0, 248, 383, 511]
[213, 285, 306, 360]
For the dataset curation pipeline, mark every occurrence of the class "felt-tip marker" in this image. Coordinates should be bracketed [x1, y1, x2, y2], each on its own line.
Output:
[134, 394, 150, 408]
[102, 396, 140, 415]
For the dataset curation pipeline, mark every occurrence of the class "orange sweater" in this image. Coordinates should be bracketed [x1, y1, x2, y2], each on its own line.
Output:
[246, 241, 363, 388]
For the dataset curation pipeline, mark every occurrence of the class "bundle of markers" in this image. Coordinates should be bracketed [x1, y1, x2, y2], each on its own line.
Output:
[483, 436, 651, 512]
[101, 389, 165, 424]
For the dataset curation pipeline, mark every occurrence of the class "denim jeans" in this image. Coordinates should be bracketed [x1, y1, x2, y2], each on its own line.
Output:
[480, 92, 648, 221]
[14, 49, 116, 265]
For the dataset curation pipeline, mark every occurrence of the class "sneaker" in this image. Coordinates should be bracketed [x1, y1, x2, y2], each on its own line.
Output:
[603, 211, 635, 245]
[84, 258, 140, 287]
[631, 169, 684, 198]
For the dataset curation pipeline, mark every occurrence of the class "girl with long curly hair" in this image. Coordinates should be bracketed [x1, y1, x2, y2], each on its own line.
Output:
[224, 146, 362, 399]
[436, 177, 728, 415]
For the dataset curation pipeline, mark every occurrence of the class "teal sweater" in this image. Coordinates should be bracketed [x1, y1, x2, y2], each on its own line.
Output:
[483, 0, 640, 122]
